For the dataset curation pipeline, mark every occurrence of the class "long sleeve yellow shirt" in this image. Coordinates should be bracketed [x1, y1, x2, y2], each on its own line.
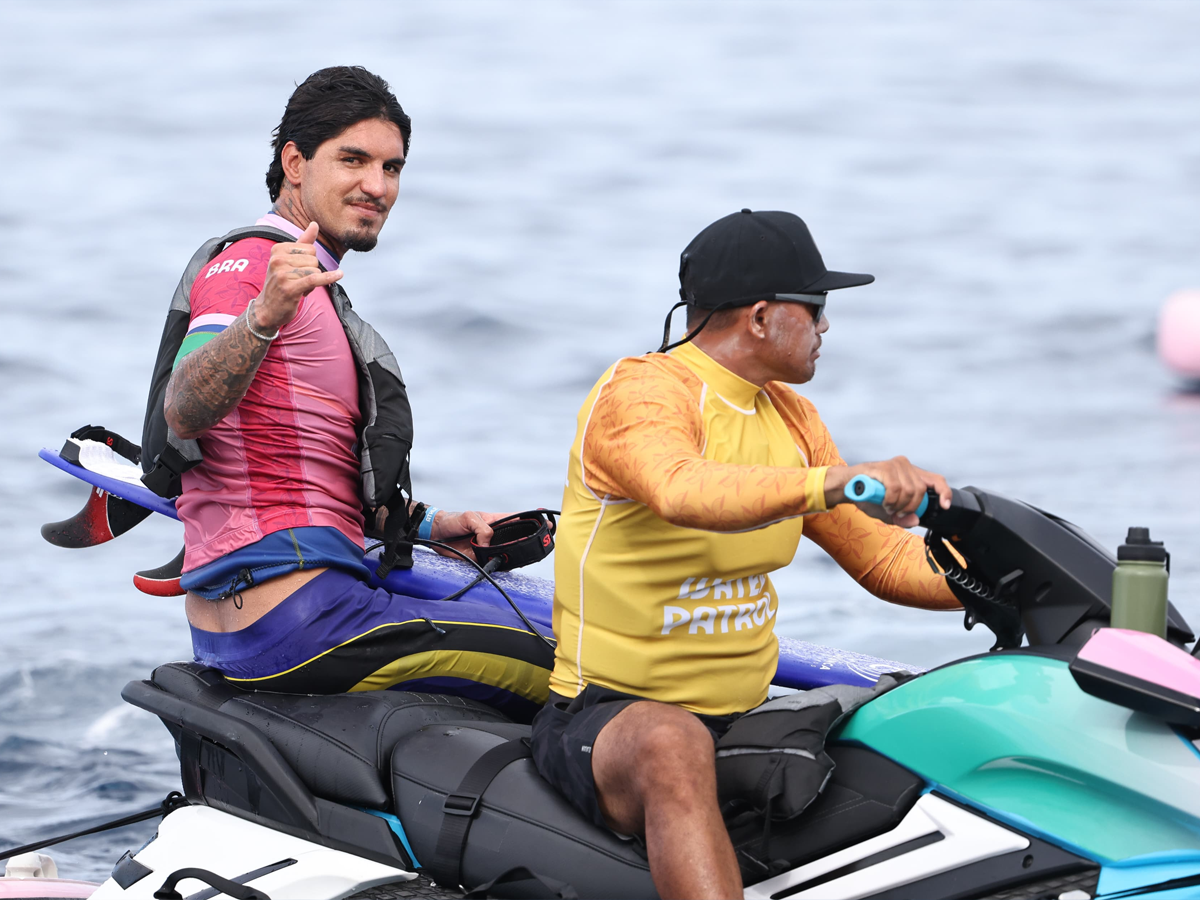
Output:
[549, 342, 955, 715]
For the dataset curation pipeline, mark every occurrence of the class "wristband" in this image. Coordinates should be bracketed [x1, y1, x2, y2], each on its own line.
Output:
[417, 505, 440, 540]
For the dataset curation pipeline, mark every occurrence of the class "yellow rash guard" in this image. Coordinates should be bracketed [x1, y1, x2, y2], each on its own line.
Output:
[549, 341, 957, 715]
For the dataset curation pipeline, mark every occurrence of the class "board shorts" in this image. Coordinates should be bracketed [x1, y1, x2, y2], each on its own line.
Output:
[190, 568, 554, 723]
[530, 684, 742, 829]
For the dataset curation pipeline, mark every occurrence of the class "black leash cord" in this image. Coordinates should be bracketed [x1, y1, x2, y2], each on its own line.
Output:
[416, 537, 556, 649]
[364, 543, 519, 605]
[436, 558, 501, 604]
[0, 791, 186, 863]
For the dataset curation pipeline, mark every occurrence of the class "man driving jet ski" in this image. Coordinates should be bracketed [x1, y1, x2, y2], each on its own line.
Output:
[148, 66, 553, 721]
[531, 209, 963, 898]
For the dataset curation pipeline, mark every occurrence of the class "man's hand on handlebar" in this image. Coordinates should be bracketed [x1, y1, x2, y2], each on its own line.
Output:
[824, 457, 952, 528]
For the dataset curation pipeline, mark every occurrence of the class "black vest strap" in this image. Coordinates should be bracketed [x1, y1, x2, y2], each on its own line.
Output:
[141, 443, 200, 498]
[374, 491, 414, 579]
[143, 224, 417, 570]
[429, 737, 532, 889]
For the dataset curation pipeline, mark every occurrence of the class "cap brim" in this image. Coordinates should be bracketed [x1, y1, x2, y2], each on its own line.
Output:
[802, 270, 875, 292]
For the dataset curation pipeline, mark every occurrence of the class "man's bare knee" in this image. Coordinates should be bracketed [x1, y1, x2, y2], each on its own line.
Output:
[600, 702, 709, 758]
[594, 702, 715, 806]
[634, 713, 714, 785]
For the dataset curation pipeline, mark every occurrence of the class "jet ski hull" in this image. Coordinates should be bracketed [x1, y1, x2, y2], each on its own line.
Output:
[101, 659, 1117, 899]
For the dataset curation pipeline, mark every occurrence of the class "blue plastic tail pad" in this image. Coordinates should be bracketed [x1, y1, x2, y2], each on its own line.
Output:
[353, 806, 421, 869]
[844, 474, 928, 518]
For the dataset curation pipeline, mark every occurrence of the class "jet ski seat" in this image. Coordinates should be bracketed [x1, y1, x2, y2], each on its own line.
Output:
[132, 663, 656, 895]
[387, 722, 926, 897]
[391, 719, 658, 897]
[148, 661, 513, 811]
[130, 664, 927, 898]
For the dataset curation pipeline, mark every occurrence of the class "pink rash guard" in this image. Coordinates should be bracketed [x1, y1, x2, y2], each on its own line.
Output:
[175, 213, 364, 572]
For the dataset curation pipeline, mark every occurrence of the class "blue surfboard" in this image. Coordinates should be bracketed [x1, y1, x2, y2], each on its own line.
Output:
[41, 447, 921, 689]
[39, 447, 180, 520]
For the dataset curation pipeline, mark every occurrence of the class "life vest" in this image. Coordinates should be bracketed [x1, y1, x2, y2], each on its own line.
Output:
[140, 226, 417, 570]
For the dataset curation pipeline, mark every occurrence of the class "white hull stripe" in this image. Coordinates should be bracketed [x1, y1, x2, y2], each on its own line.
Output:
[743, 793, 1029, 900]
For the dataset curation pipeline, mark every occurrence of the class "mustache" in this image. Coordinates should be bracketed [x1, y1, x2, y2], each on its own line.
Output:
[344, 196, 387, 214]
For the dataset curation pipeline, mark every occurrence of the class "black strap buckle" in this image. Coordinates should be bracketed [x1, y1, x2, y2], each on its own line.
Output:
[142, 444, 202, 499]
[443, 791, 481, 817]
[374, 493, 416, 579]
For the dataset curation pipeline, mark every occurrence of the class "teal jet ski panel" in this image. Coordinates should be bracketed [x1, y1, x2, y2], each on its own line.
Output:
[837, 653, 1200, 864]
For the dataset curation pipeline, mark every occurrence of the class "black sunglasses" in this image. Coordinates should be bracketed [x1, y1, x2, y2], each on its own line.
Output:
[774, 292, 827, 323]
[657, 291, 829, 353]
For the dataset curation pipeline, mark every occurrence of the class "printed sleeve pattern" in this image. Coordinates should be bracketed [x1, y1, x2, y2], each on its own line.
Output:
[803, 506, 959, 608]
[580, 357, 828, 531]
[174, 238, 272, 368]
[765, 386, 959, 609]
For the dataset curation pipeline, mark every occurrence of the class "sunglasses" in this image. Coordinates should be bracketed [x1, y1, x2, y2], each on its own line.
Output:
[774, 292, 828, 323]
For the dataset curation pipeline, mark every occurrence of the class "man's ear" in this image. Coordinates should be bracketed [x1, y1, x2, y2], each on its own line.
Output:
[280, 141, 304, 189]
[746, 301, 772, 339]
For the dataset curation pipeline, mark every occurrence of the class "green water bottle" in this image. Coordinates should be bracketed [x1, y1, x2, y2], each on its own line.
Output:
[1110, 526, 1169, 638]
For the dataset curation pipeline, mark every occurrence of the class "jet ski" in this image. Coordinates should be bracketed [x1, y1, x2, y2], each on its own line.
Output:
[21, 442, 1200, 899]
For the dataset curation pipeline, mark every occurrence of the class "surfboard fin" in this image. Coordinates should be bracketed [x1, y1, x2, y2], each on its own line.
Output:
[41, 485, 153, 548]
[133, 546, 186, 597]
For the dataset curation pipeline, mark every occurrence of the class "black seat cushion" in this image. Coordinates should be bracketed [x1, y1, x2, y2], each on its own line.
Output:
[151, 660, 236, 705]
[151, 661, 511, 810]
[392, 723, 658, 898]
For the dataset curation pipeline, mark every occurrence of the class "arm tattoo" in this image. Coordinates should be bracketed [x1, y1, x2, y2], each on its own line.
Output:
[164, 307, 273, 440]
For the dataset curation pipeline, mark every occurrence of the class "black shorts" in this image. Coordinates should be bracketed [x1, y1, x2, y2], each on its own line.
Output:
[530, 685, 741, 830]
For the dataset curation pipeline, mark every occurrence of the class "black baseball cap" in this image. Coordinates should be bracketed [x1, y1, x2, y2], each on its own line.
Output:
[679, 209, 874, 309]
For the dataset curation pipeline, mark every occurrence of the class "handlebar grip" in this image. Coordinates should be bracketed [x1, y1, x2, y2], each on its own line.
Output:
[844, 474, 929, 518]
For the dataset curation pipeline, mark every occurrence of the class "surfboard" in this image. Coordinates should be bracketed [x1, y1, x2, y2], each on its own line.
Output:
[40, 445, 921, 689]
[39, 446, 179, 520]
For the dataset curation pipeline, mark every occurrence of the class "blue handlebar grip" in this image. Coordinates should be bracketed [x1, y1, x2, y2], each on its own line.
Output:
[844, 475, 929, 518]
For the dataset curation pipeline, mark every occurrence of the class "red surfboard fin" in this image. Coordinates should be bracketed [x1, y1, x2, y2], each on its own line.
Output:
[41, 485, 153, 548]
[133, 546, 186, 597]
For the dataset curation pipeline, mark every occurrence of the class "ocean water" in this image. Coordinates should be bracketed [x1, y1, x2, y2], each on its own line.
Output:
[1, 0, 1198, 882]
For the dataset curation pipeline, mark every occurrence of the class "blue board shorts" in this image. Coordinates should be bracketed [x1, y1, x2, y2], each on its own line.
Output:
[190, 569, 554, 723]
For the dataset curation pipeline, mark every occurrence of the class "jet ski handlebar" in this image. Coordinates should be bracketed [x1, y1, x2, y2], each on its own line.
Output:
[844, 474, 930, 518]
[843, 474, 1195, 652]
[843, 474, 979, 527]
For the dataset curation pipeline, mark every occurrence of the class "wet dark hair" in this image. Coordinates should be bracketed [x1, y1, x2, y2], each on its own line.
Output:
[266, 66, 411, 202]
